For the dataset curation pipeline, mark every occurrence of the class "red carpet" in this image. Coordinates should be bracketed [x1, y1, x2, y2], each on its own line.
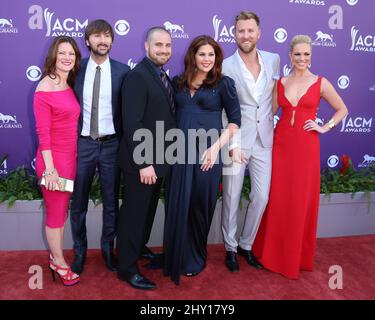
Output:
[0, 235, 374, 300]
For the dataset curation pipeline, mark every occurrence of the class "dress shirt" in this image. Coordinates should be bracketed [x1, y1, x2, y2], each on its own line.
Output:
[81, 56, 115, 136]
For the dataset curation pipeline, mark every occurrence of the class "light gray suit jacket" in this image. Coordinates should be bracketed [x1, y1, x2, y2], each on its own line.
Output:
[222, 49, 280, 150]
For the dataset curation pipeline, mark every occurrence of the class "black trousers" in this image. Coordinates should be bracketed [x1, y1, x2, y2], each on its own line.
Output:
[117, 172, 163, 276]
[70, 136, 120, 254]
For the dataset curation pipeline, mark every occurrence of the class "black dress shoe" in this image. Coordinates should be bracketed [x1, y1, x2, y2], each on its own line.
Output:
[225, 251, 239, 272]
[184, 271, 200, 277]
[71, 253, 86, 274]
[237, 246, 263, 269]
[140, 246, 155, 260]
[102, 249, 118, 272]
[144, 253, 164, 270]
[118, 272, 156, 290]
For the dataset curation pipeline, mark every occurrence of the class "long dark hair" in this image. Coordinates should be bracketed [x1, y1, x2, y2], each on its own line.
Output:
[177, 35, 223, 90]
[42, 36, 81, 87]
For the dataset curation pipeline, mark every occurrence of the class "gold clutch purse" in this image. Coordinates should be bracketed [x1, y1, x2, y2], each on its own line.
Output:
[39, 176, 74, 193]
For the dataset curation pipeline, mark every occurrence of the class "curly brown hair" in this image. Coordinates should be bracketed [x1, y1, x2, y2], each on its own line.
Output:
[42, 36, 81, 87]
[177, 35, 223, 90]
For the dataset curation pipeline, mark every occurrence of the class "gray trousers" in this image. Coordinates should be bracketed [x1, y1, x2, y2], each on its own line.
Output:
[221, 134, 272, 252]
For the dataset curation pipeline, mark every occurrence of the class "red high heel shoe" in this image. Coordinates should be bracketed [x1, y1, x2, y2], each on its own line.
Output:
[49, 254, 80, 286]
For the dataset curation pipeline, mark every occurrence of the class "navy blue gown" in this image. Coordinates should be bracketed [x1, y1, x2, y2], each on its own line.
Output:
[163, 76, 241, 285]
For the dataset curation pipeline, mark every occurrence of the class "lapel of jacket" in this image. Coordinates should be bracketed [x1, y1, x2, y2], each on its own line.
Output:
[142, 57, 173, 110]
[75, 58, 88, 131]
[109, 58, 119, 116]
[75, 58, 88, 108]
[257, 50, 271, 98]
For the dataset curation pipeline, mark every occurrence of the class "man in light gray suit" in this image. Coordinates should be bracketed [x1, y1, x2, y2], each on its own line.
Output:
[221, 11, 280, 272]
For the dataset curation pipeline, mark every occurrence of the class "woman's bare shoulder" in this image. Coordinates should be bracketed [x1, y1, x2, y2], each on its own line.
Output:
[35, 76, 56, 92]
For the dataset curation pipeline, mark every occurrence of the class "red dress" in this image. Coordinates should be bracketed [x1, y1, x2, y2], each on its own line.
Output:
[253, 76, 322, 279]
[34, 88, 80, 228]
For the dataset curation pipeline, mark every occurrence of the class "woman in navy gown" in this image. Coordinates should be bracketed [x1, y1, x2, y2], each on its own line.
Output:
[163, 35, 241, 285]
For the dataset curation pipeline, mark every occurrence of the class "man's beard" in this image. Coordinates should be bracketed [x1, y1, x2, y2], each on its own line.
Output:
[91, 44, 111, 56]
[149, 53, 170, 66]
[237, 42, 256, 54]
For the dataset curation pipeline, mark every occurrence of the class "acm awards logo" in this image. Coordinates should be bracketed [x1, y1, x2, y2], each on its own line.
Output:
[163, 21, 189, 39]
[0, 112, 22, 129]
[28, 5, 88, 37]
[289, 0, 325, 5]
[31, 157, 37, 172]
[312, 31, 336, 48]
[127, 58, 137, 70]
[273, 115, 280, 128]
[340, 115, 372, 133]
[350, 26, 375, 53]
[0, 18, 18, 33]
[212, 15, 235, 43]
[0, 159, 8, 175]
[283, 64, 291, 76]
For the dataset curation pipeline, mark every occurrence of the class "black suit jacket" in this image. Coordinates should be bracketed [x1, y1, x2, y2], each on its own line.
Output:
[119, 57, 176, 177]
[74, 58, 130, 140]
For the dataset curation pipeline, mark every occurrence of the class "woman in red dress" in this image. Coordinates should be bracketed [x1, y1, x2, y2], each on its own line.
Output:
[253, 35, 348, 279]
[34, 36, 81, 286]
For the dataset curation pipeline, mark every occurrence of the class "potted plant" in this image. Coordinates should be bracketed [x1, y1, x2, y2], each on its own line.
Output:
[0, 154, 374, 250]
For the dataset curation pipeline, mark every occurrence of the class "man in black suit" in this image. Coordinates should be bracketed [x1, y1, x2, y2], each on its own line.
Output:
[117, 27, 176, 290]
[70, 19, 129, 274]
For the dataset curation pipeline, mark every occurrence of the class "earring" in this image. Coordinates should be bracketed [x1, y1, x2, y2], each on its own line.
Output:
[308, 63, 311, 68]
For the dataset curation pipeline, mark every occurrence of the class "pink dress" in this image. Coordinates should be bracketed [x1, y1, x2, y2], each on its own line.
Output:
[34, 88, 80, 228]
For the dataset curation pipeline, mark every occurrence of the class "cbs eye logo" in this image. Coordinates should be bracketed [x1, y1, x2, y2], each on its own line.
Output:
[26, 66, 42, 82]
[346, 0, 358, 6]
[114, 20, 130, 36]
[327, 155, 339, 168]
[274, 28, 288, 43]
[337, 75, 350, 89]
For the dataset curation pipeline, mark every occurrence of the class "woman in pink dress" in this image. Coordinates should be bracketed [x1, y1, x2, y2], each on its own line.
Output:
[34, 36, 81, 286]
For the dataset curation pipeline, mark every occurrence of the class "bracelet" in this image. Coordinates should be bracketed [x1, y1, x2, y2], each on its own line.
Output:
[327, 118, 336, 129]
[42, 168, 56, 177]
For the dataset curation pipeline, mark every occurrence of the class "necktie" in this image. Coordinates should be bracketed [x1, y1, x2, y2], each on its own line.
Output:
[160, 69, 175, 113]
[90, 65, 101, 140]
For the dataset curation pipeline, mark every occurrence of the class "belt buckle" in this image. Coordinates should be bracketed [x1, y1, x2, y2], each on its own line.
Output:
[96, 135, 106, 142]
[96, 134, 115, 142]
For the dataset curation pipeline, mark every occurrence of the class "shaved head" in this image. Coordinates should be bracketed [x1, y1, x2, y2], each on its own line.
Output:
[146, 26, 171, 44]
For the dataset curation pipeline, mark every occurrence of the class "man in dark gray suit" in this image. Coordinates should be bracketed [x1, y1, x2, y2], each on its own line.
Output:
[70, 19, 129, 274]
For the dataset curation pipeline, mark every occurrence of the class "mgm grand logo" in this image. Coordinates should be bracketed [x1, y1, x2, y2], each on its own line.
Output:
[0, 113, 22, 129]
[312, 31, 336, 48]
[163, 21, 189, 39]
[0, 18, 18, 33]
